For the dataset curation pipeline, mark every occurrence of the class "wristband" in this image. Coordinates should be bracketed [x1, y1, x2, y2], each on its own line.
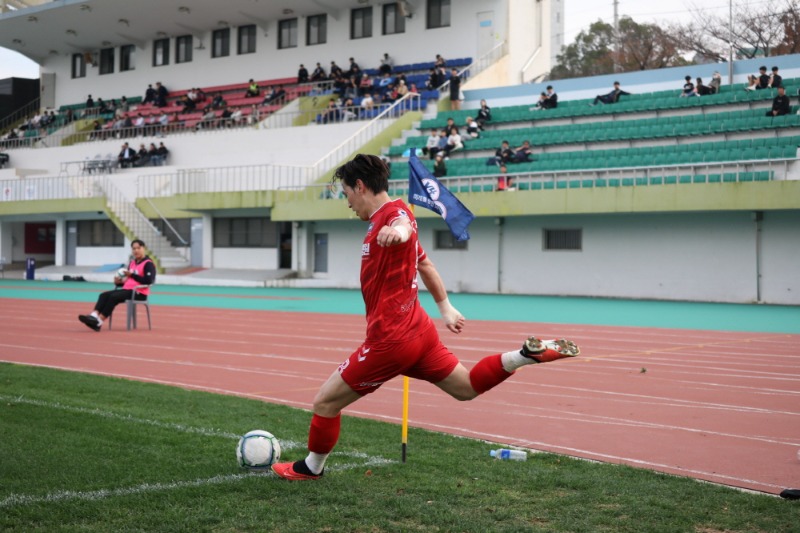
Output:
[394, 224, 410, 242]
[436, 297, 454, 317]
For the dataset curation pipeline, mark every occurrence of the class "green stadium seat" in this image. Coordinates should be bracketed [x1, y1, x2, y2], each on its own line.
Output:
[738, 172, 754, 182]
[722, 173, 737, 183]
[663, 175, 677, 185]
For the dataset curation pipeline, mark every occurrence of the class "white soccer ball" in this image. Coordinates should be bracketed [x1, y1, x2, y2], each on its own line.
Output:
[116, 268, 127, 279]
[236, 430, 281, 470]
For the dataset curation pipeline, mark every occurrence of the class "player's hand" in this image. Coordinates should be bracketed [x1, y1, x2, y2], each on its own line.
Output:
[376, 225, 406, 247]
[437, 298, 465, 334]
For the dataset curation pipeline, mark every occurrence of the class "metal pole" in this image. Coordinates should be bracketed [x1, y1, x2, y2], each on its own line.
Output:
[613, 0, 620, 72]
[728, 0, 734, 86]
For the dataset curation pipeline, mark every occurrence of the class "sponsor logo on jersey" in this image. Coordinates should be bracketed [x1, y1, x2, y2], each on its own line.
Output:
[361, 243, 370, 256]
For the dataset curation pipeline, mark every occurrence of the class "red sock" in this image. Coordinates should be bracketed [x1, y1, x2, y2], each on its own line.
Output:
[308, 413, 341, 454]
[469, 354, 513, 394]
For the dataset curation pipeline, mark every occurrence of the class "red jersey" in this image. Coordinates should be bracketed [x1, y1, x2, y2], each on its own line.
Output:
[361, 199, 433, 343]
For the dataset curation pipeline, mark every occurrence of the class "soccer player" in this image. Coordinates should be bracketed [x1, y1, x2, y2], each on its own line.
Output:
[271, 155, 580, 480]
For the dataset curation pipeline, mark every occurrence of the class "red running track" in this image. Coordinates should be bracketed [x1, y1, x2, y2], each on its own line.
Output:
[1, 298, 798, 495]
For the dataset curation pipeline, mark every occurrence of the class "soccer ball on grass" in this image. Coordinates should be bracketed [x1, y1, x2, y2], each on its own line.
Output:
[236, 430, 281, 470]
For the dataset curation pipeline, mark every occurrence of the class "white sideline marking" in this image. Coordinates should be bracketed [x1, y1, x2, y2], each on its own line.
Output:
[0, 454, 396, 509]
[0, 395, 396, 509]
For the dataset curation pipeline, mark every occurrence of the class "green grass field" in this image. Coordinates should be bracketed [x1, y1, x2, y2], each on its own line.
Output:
[2, 363, 798, 532]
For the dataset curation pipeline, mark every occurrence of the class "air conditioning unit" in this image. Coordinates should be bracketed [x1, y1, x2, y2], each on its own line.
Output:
[83, 52, 98, 66]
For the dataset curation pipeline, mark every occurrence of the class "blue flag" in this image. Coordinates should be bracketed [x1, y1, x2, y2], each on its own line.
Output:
[407, 152, 475, 241]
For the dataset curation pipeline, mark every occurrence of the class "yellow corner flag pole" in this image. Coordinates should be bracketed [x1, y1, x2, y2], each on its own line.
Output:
[402, 203, 415, 463]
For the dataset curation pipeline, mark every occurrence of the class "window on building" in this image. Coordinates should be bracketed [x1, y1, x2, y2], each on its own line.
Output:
[212, 28, 230, 58]
[543, 229, 582, 251]
[213, 218, 278, 248]
[120, 44, 135, 71]
[237, 24, 256, 54]
[306, 14, 327, 45]
[427, 0, 451, 29]
[71, 53, 86, 79]
[383, 3, 406, 35]
[434, 230, 467, 250]
[278, 18, 298, 49]
[99, 48, 114, 75]
[175, 35, 193, 63]
[351, 7, 373, 39]
[77, 220, 124, 247]
[153, 38, 170, 67]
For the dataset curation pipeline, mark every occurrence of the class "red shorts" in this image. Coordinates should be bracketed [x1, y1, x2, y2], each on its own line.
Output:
[338, 324, 459, 395]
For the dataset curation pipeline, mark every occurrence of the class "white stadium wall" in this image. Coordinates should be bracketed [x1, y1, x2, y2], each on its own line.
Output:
[39, 0, 511, 108]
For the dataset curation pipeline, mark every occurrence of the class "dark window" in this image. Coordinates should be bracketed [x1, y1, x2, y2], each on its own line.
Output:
[71, 53, 86, 79]
[427, 0, 451, 29]
[543, 229, 582, 251]
[99, 48, 114, 75]
[383, 3, 406, 35]
[212, 28, 230, 58]
[120, 45, 135, 71]
[77, 220, 124, 247]
[237, 25, 256, 54]
[213, 218, 278, 248]
[351, 7, 373, 39]
[278, 18, 297, 49]
[153, 38, 170, 67]
[306, 14, 327, 45]
[434, 230, 467, 250]
[176, 35, 193, 63]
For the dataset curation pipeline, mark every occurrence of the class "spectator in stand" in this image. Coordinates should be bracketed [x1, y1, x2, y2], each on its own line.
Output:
[134, 143, 150, 167]
[88, 120, 102, 140]
[143, 85, 156, 105]
[769, 66, 783, 89]
[359, 73, 373, 96]
[248, 105, 261, 125]
[245, 79, 260, 97]
[118, 142, 135, 168]
[344, 78, 359, 100]
[321, 99, 340, 124]
[696, 78, 712, 96]
[709, 71, 722, 94]
[180, 94, 196, 111]
[426, 68, 443, 90]
[435, 54, 446, 68]
[156, 142, 169, 163]
[444, 126, 463, 156]
[118, 96, 130, 114]
[360, 92, 375, 113]
[433, 153, 447, 177]
[230, 107, 243, 126]
[311, 63, 326, 82]
[476, 99, 492, 130]
[347, 58, 360, 78]
[486, 140, 513, 166]
[157, 110, 170, 131]
[746, 66, 770, 91]
[261, 86, 276, 105]
[542, 86, 558, 108]
[680, 75, 698, 97]
[132, 113, 146, 136]
[195, 88, 207, 104]
[497, 164, 511, 191]
[197, 106, 217, 130]
[269, 85, 286, 105]
[85, 94, 94, 109]
[429, 129, 448, 159]
[464, 116, 479, 138]
[155, 82, 168, 107]
[330, 61, 344, 79]
[298, 64, 309, 84]
[211, 92, 225, 110]
[512, 141, 534, 163]
[422, 129, 440, 157]
[409, 83, 419, 94]
[449, 68, 462, 111]
[379, 53, 393, 75]
[766, 86, 790, 117]
[591, 81, 630, 105]
[147, 143, 162, 165]
[65, 108, 75, 124]
[396, 79, 409, 99]
[219, 104, 233, 128]
[96, 98, 108, 114]
[340, 98, 357, 122]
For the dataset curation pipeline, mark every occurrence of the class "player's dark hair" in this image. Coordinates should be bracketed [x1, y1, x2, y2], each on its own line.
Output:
[332, 154, 389, 193]
[131, 239, 146, 248]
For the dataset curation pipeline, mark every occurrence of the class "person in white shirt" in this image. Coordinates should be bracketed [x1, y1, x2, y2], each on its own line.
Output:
[444, 127, 463, 156]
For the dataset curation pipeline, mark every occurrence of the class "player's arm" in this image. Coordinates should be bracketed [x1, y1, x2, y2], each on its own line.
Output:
[376, 217, 413, 247]
[417, 256, 465, 334]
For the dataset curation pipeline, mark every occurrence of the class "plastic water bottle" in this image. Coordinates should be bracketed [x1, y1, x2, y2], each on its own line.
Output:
[490, 448, 527, 461]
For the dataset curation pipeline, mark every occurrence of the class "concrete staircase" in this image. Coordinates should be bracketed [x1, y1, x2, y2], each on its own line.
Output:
[99, 178, 190, 272]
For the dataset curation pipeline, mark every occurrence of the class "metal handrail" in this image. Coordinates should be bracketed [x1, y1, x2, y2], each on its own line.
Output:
[143, 197, 188, 246]
[0, 97, 41, 136]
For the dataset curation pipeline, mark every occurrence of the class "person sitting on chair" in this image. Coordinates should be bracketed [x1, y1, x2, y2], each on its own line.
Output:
[78, 239, 156, 332]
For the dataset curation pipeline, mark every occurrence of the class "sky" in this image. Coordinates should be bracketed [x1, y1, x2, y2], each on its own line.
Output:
[0, 0, 738, 80]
